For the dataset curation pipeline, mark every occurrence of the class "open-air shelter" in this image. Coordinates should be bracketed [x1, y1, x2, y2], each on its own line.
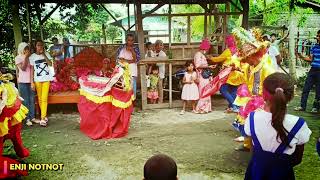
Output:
[11, 0, 250, 110]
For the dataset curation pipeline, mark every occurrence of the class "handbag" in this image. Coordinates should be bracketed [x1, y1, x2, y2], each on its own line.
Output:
[201, 65, 222, 79]
[201, 68, 213, 79]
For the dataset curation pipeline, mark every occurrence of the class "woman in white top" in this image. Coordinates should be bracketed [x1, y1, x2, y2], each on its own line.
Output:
[29, 40, 53, 127]
[244, 72, 311, 180]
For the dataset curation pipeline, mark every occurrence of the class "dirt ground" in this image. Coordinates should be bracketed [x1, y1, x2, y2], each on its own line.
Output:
[5, 98, 251, 180]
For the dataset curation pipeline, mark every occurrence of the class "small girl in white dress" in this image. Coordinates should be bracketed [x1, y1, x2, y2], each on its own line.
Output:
[180, 61, 199, 115]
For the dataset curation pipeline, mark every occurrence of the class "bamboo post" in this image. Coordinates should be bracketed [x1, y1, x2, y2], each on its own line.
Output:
[168, 3, 172, 48]
[169, 62, 172, 108]
[127, 3, 130, 31]
[204, 10, 208, 38]
[187, 15, 191, 46]
[240, 0, 249, 29]
[136, 1, 145, 58]
[209, 4, 213, 34]
[140, 64, 148, 110]
[226, 2, 230, 30]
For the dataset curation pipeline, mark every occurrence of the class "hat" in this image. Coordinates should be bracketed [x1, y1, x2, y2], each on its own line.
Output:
[199, 38, 211, 50]
[232, 27, 269, 61]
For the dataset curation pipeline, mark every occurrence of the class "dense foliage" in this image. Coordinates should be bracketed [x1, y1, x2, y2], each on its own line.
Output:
[1, 1, 320, 68]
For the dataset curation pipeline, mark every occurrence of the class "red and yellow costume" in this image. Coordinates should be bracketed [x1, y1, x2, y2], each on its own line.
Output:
[210, 49, 248, 87]
[0, 74, 29, 178]
[77, 61, 134, 140]
[232, 27, 276, 150]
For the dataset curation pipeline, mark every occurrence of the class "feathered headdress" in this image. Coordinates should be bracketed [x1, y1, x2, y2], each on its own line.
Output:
[0, 73, 14, 83]
[232, 27, 270, 61]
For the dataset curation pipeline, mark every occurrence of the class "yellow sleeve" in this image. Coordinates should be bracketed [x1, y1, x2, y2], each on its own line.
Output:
[210, 49, 232, 63]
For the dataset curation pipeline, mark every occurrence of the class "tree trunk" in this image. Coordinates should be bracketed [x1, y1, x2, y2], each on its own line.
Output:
[102, 24, 106, 44]
[288, 11, 297, 81]
[12, 3, 22, 53]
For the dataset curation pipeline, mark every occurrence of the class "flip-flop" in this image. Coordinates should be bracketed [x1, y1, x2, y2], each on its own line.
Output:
[40, 120, 47, 127]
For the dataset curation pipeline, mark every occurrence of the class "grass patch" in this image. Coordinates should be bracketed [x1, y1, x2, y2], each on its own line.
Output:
[289, 92, 320, 179]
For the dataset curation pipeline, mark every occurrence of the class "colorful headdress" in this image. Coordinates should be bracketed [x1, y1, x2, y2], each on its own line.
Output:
[0, 73, 14, 83]
[232, 27, 270, 61]
[199, 38, 211, 50]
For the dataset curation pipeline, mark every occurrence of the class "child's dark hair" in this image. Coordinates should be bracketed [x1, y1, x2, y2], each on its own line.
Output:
[35, 39, 44, 45]
[151, 65, 159, 71]
[185, 60, 195, 69]
[146, 42, 152, 47]
[144, 154, 177, 180]
[263, 72, 295, 147]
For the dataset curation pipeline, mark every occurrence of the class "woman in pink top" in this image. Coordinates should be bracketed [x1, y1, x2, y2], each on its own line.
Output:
[194, 39, 216, 113]
[15, 42, 38, 126]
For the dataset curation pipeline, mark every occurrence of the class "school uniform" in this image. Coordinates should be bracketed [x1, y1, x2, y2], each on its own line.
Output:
[244, 111, 312, 180]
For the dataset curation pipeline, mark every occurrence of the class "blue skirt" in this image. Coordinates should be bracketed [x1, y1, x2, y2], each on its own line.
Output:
[245, 149, 295, 180]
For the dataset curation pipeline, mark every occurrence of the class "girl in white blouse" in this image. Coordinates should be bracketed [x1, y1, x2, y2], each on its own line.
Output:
[244, 72, 312, 180]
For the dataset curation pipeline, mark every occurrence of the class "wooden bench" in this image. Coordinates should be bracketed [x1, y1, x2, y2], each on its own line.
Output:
[47, 91, 80, 104]
[35, 91, 80, 115]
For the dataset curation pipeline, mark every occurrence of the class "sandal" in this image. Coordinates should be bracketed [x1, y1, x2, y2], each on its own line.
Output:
[192, 110, 199, 114]
[44, 117, 48, 123]
[25, 119, 32, 126]
[40, 120, 47, 127]
[31, 118, 40, 124]
[179, 110, 185, 115]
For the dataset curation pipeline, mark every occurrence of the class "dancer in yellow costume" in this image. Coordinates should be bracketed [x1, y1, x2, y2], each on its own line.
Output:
[0, 73, 30, 161]
[231, 27, 275, 151]
[208, 35, 249, 113]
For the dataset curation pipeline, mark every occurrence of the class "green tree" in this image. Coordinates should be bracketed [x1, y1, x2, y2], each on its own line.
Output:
[0, 0, 15, 67]
[106, 25, 120, 43]
[60, 4, 119, 43]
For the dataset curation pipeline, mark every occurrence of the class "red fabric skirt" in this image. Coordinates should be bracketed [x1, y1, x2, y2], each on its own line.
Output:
[78, 88, 133, 140]
[0, 100, 21, 123]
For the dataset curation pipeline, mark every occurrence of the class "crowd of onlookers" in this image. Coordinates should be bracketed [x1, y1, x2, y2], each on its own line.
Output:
[15, 37, 74, 127]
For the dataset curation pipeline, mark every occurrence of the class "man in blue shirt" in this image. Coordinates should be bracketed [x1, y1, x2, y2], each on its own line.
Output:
[49, 37, 63, 61]
[295, 30, 320, 113]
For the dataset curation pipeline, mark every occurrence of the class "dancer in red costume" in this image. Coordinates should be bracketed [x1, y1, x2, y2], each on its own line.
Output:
[78, 60, 134, 140]
[0, 73, 29, 178]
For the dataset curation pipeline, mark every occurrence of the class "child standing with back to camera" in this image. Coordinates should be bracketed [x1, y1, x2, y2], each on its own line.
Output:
[244, 73, 312, 180]
[180, 61, 199, 115]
